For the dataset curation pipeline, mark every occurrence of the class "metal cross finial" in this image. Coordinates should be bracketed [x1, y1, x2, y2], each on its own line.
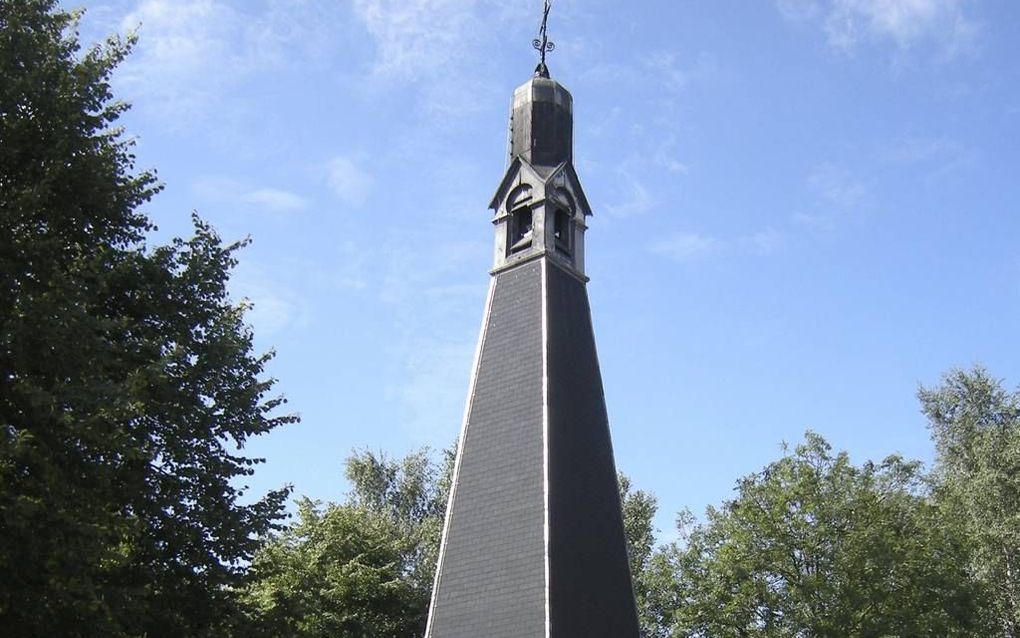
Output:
[532, 0, 555, 78]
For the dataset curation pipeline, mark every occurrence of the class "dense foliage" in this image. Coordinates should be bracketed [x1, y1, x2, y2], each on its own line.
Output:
[242, 449, 452, 637]
[921, 367, 1020, 637]
[646, 433, 984, 637]
[0, 2, 294, 635]
[240, 498, 425, 638]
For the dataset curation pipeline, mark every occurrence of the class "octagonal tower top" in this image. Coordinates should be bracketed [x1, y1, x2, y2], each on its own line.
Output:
[509, 76, 573, 170]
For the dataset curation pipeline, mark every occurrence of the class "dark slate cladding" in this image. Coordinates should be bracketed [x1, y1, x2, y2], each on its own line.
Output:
[511, 101, 572, 167]
[510, 79, 572, 169]
[546, 262, 640, 637]
[427, 260, 546, 638]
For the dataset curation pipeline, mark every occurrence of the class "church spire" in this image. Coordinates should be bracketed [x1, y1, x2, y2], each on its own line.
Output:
[423, 8, 640, 636]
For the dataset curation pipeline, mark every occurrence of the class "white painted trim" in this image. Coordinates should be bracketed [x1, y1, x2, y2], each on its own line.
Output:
[424, 276, 497, 637]
[541, 257, 552, 638]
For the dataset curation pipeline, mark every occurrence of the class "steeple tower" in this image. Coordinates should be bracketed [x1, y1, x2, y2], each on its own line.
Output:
[424, 6, 640, 636]
[490, 73, 590, 281]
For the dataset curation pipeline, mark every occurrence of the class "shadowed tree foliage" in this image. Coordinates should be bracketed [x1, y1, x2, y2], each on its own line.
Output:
[650, 433, 984, 637]
[921, 367, 1020, 637]
[0, 2, 294, 635]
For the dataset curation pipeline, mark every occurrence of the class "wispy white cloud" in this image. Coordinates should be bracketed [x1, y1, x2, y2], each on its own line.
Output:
[191, 175, 244, 200]
[776, 0, 824, 22]
[351, 0, 476, 79]
[878, 134, 976, 188]
[739, 228, 787, 256]
[117, 0, 240, 115]
[807, 162, 869, 209]
[878, 134, 967, 164]
[120, 0, 236, 70]
[581, 50, 707, 219]
[326, 156, 374, 207]
[653, 137, 691, 175]
[351, 0, 532, 80]
[348, 0, 534, 118]
[777, 0, 977, 54]
[192, 176, 309, 213]
[650, 228, 788, 262]
[231, 261, 309, 338]
[642, 52, 692, 93]
[649, 232, 723, 263]
[242, 188, 308, 212]
[641, 50, 719, 95]
[603, 168, 655, 219]
[792, 162, 870, 229]
[114, 0, 346, 119]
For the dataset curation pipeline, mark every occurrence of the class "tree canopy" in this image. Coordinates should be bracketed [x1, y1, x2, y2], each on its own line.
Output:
[647, 433, 984, 637]
[0, 2, 294, 634]
[242, 448, 452, 637]
[240, 497, 424, 638]
[921, 367, 1020, 636]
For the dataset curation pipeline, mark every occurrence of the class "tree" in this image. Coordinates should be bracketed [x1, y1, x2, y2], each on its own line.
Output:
[344, 446, 454, 602]
[657, 433, 983, 637]
[242, 447, 453, 637]
[921, 367, 1020, 636]
[0, 3, 294, 634]
[619, 473, 665, 637]
[240, 498, 424, 638]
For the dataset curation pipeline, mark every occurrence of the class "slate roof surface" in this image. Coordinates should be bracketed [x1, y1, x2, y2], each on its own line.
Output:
[428, 261, 547, 638]
[546, 262, 639, 637]
[426, 258, 639, 637]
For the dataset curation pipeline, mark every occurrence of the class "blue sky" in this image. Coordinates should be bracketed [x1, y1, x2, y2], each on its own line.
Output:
[78, 0, 1020, 540]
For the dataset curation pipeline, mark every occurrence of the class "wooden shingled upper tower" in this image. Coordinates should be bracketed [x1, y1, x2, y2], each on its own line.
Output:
[424, 5, 640, 637]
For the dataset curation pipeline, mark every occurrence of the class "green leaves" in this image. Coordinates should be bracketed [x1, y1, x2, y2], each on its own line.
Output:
[1, 3, 293, 635]
[242, 498, 423, 638]
[653, 433, 982, 638]
[241, 447, 454, 638]
[921, 367, 1020, 636]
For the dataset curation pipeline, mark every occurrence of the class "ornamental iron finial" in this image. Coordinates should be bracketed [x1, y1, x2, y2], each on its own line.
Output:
[532, 0, 555, 78]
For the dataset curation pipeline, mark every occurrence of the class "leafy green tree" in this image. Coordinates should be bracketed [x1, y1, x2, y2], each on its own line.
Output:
[0, 2, 293, 635]
[657, 433, 982, 637]
[240, 498, 424, 638]
[921, 367, 1020, 636]
[345, 445, 454, 602]
[242, 447, 453, 637]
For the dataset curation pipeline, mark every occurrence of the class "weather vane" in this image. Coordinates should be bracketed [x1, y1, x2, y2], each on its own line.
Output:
[532, 0, 555, 78]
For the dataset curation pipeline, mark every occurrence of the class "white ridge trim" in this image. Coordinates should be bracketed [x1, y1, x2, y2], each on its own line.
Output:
[423, 276, 497, 637]
[541, 257, 551, 638]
